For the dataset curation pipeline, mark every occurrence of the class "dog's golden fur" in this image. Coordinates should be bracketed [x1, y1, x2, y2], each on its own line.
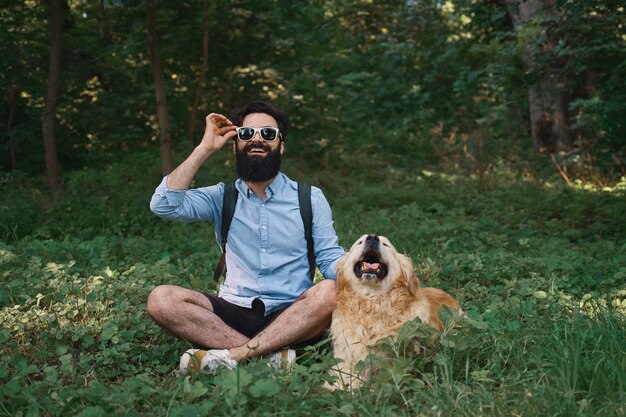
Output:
[329, 234, 460, 390]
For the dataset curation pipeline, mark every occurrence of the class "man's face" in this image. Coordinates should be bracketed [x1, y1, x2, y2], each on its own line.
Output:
[235, 112, 284, 183]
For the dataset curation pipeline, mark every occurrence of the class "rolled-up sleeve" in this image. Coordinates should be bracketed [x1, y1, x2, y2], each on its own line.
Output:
[149, 176, 222, 223]
[310, 187, 344, 279]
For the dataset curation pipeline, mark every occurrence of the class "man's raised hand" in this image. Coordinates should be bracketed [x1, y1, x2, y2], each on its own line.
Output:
[164, 113, 237, 190]
[200, 113, 237, 154]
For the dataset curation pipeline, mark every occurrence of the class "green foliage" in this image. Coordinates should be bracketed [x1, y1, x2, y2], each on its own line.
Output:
[2, 147, 625, 416]
[2, 0, 625, 181]
[1, 0, 625, 415]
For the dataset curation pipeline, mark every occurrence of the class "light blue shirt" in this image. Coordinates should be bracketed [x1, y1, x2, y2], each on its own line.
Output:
[149, 172, 344, 315]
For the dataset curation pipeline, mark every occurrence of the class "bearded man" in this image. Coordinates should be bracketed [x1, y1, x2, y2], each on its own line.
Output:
[148, 101, 344, 374]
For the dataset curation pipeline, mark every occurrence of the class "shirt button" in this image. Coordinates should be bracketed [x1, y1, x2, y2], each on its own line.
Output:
[261, 204, 265, 207]
[261, 225, 267, 229]
[261, 248, 266, 253]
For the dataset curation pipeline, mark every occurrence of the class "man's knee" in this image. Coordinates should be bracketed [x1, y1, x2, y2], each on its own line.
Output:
[146, 285, 174, 321]
[315, 279, 337, 314]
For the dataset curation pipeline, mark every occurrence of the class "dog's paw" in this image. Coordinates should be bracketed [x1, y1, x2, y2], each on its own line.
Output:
[322, 370, 364, 392]
[321, 380, 339, 392]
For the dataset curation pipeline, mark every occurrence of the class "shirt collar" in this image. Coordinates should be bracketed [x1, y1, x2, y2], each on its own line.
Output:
[236, 172, 286, 199]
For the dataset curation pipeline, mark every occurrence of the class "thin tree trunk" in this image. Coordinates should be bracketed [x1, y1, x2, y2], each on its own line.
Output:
[188, 0, 210, 145]
[505, 0, 573, 153]
[6, 77, 20, 170]
[6, 1, 25, 171]
[99, 0, 113, 44]
[42, 0, 62, 192]
[7, 87, 17, 170]
[146, 0, 173, 175]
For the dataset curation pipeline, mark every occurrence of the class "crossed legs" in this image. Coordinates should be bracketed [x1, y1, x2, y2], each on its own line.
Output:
[146, 279, 336, 361]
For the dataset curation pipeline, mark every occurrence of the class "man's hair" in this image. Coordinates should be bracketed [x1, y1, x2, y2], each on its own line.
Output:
[231, 101, 290, 140]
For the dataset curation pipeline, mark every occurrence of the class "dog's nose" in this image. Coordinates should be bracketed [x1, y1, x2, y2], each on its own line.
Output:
[364, 234, 380, 250]
[366, 234, 379, 242]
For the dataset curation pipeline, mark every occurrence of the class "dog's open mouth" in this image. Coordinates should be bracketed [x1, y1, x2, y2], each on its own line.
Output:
[354, 249, 388, 281]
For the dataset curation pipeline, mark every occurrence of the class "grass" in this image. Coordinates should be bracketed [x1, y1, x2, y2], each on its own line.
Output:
[0, 147, 625, 416]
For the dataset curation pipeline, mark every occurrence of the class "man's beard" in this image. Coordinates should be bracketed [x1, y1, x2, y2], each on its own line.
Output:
[235, 142, 282, 182]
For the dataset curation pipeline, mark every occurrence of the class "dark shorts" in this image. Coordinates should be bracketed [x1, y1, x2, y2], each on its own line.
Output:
[203, 294, 289, 338]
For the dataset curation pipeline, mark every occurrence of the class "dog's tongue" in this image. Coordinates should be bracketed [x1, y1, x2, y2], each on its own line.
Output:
[362, 262, 380, 272]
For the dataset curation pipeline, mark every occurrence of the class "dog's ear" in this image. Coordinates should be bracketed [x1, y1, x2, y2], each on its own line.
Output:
[399, 254, 420, 296]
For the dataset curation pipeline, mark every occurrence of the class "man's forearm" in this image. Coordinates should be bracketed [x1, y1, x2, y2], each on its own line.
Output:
[166, 146, 212, 190]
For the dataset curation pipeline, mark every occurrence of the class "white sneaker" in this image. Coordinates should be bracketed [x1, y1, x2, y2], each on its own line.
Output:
[179, 349, 238, 376]
[268, 349, 296, 370]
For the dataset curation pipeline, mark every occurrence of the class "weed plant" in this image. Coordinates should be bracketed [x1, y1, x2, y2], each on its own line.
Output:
[1, 147, 625, 416]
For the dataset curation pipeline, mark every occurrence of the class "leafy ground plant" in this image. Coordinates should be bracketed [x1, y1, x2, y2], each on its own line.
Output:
[1, 151, 625, 416]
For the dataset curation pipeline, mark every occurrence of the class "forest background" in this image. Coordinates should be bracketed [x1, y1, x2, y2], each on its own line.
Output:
[1, 1, 625, 416]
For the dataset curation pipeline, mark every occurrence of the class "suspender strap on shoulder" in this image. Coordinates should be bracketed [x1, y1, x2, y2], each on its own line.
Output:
[298, 183, 316, 280]
[213, 183, 239, 282]
[213, 181, 316, 283]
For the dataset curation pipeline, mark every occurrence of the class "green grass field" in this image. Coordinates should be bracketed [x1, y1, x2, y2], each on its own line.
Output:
[1, 150, 625, 416]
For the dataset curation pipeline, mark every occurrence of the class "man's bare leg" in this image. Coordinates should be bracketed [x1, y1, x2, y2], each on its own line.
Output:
[228, 279, 337, 361]
[147, 279, 337, 363]
[146, 285, 249, 349]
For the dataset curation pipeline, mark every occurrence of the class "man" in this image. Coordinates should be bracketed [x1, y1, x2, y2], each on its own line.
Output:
[147, 101, 344, 374]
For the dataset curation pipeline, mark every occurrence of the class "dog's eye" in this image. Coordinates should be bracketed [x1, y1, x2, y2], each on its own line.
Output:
[357, 240, 364, 245]
[382, 242, 390, 247]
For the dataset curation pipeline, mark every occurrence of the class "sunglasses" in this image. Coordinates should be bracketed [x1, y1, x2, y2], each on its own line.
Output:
[236, 126, 281, 142]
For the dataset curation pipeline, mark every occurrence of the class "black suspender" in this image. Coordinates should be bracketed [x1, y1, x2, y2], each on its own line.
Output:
[213, 182, 315, 282]
[212, 183, 239, 282]
[297, 183, 316, 280]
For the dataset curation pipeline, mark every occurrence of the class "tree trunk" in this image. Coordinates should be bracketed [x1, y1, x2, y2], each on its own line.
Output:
[42, 0, 62, 192]
[99, 0, 113, 45]
[6, 1, 25, 171]
[188, 0, 211, 146]
[146, 0, 173, 175]
[7, 83, 18, 170]
[505, 0, 573, 153]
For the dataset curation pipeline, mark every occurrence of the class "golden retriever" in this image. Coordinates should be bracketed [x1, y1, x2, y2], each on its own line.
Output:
[329, 234, 461, 390]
